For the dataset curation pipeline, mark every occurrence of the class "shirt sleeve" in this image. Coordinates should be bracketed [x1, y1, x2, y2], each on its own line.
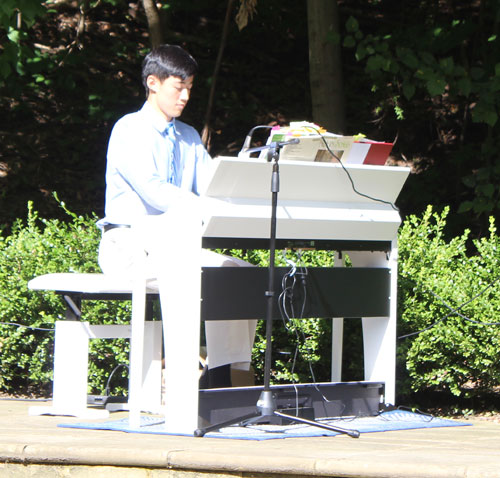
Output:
[192, 140, 212, 195]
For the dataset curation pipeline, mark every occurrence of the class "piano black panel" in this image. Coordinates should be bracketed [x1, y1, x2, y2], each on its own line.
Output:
[200, 266, 390, 320]
[55, 267, 391, 322]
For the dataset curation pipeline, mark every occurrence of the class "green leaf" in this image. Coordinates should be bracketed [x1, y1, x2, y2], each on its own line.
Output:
[476, 183, 495, 198]
[0, 58, 12, 79]
[366, 54, 385, 72]
[7, 28, 20, 43]
[394, 101, 404, 120]
[472, 197, 494, 213]
[397, 48, 419, 69]
[15, 60, 26, 76]
[426, 76, 447, 96]
[457, 201, 473, 213]
[457, 77, 472, 97]
[419, 51, 435, 65]
[355, 44, 367, 60]
[343, 35, 356, 48]
[414, 66, 435, 81]
[439, 57, 454, 75]
[346, 16, 359, 33]
[476, 167, 491, 181]
[375, 41, 389, 54]
[491, 77, 500, 92]
[462, 175, 476, 188]
[471, 106, 498, 126]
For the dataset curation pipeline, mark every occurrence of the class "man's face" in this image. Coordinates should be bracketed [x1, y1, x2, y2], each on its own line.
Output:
[147, 74, 194, 122]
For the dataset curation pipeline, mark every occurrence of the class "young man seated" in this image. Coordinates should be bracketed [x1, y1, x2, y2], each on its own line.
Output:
[97, 44, 256, 388]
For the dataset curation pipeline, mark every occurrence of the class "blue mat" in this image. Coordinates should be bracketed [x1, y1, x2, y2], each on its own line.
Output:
[58, 409, 470, 440]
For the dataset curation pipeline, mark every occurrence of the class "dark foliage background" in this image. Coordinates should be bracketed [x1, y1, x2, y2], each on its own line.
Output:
[1, 0, 498, 236]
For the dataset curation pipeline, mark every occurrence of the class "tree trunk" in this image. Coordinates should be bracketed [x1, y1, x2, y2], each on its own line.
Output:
[201, 0, 235, 150]
[142, 0, 163, 48]
[307, 0, 345, 134]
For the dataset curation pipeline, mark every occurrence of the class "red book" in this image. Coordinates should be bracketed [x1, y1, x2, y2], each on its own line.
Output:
[363, 142, 394, 165]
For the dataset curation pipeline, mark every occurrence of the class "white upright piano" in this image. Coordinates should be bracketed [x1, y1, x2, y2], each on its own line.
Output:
[160, 155, 410, 434]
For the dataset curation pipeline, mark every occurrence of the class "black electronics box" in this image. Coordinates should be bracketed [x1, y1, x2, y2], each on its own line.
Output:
[198, 381, 384, 426]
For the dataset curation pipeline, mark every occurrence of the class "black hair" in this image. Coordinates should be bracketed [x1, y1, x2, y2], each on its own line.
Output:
[141, 44, 198, 94]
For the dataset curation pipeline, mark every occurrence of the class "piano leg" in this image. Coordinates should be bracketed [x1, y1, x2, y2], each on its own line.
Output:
[137, 205, 202, 434]
[331, 251, 345, 382]
[331, 318, 344, 382]
[347, 242, 397, 405]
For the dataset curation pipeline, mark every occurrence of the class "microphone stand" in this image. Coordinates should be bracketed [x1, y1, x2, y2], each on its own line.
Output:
[194, 139, 360, 439]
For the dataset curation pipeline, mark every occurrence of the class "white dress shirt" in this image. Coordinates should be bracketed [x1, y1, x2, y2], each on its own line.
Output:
[97, 102, 210, 228]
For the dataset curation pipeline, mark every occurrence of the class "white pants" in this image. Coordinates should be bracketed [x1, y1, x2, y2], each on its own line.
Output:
[98, 209, 257, 370]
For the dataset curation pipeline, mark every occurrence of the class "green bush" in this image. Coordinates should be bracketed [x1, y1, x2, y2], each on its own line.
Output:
[0, 199, 132, 396]
[397, 206, 500, 397]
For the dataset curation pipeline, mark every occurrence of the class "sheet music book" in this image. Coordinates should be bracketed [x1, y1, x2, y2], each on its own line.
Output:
[262, 123, 393, 166]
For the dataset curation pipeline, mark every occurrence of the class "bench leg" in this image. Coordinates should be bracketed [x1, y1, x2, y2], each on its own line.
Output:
[29, 321, 109, 418]
[29, 320, 162, 419]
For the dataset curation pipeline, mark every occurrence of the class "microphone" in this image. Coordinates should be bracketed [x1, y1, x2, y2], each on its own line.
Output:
[245, 138, 300, 162]
[264, 138, 300, 162]
[238, 125, 274, 158]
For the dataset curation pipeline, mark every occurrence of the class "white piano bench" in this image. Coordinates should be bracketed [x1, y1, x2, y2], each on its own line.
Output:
[27, 273, 162, 419]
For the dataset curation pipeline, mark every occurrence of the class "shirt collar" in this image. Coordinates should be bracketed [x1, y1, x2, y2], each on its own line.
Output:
[141, 102, 177, 137]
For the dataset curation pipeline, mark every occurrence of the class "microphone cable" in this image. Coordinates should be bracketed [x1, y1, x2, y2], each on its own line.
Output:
[238, 125, 274, 157]
[278, 252, 308, 323]
[310, 126, 400, 212]
[277, 251, 343, 408]
[104, 363, 130, 397]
